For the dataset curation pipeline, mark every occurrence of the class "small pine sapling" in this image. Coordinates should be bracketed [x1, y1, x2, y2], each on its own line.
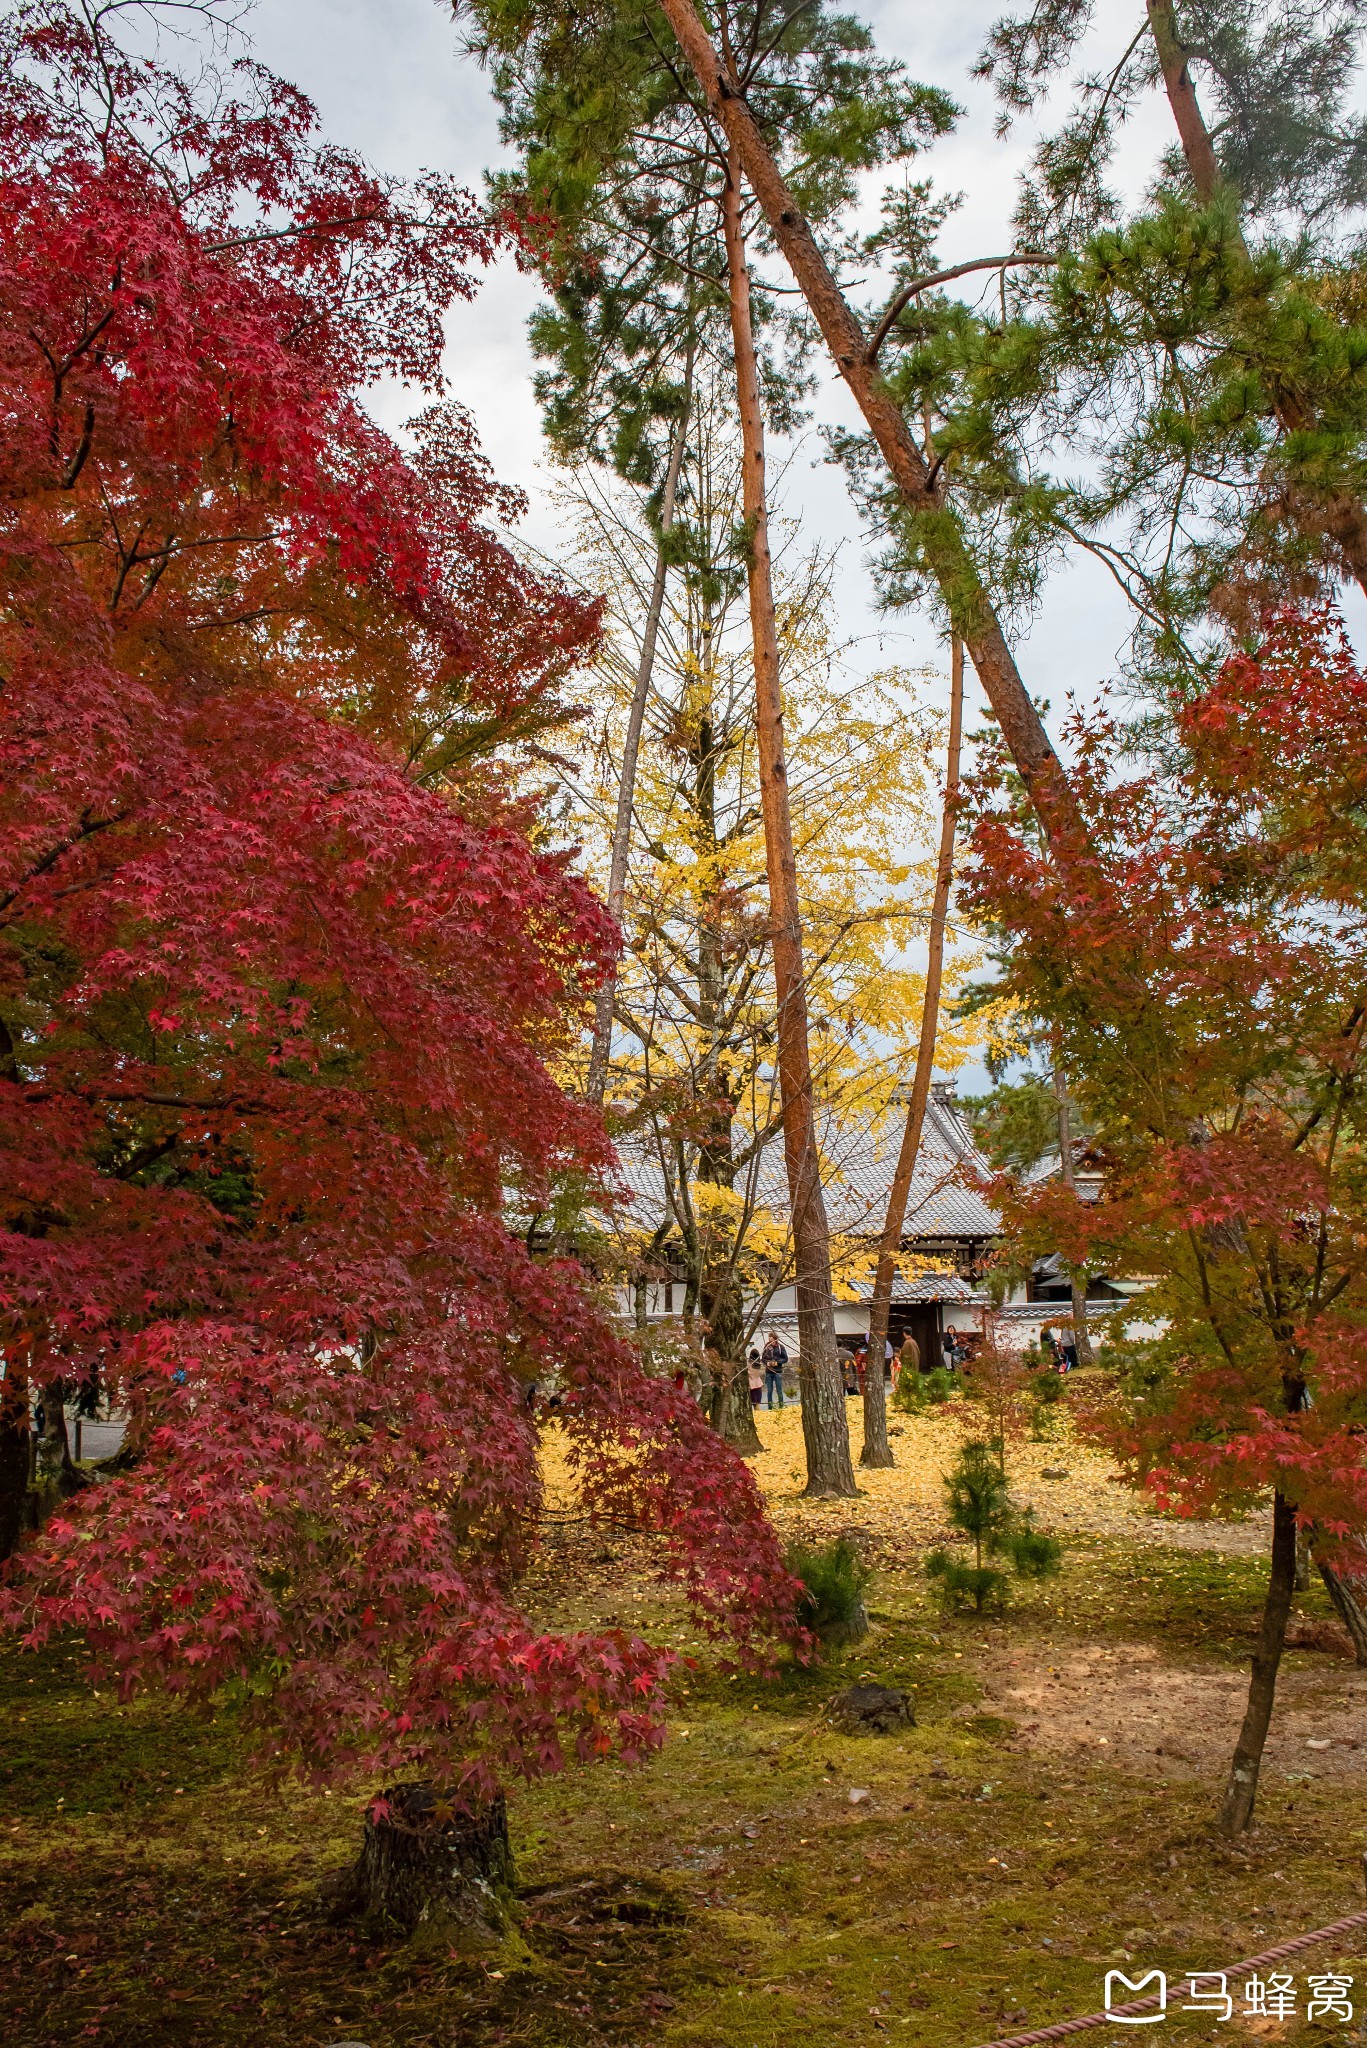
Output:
[926, 1440, 1062, 1613]
[1004, 1525, 1063, 1579]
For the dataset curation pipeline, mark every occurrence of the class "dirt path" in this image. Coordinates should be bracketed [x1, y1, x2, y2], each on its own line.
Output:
[973, 1639, 1367, 1784]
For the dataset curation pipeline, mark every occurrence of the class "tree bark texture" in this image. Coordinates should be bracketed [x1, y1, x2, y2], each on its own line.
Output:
[35, 1379, 82, 1496]
[0, 1364, 31, 1563]
[705, 1272, 760, 1454]
[347, 1784, 514, 1937]
[586, 374, 693, 1106]
[1145, 1, 1223, 204]
[655, 0, 1087, 857]
[1144, 0, 1367, 599]
[861, 636, 964, 1469]
[721, 145, 854, 1497]
[1052, 1055, 1094, 1368]
[1216, 1491, 1297, 1834]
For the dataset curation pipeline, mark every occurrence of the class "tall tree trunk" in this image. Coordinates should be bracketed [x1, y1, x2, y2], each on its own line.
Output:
[1217, 1491, 1297, 1834]
[721, 143, 853, 1497]
[656, 0, 1086, 858]
[1144, 0, 1367, 598]
[1052, 1052, 1094, 1368]
[861, 635, 964, 1469]
[586, 370, 693, 1106]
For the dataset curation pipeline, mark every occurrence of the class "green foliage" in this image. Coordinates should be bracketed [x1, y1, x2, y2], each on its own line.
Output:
[977, 0, 1367, 237]
[944, 1439, 1013, 1552]
[786, 1536, 872, 1637]
[891, 1363, 957, 1412]
[830, 3, 1367, 689]
[961, 1073, 1060, 1172]
[1096, 1330, 1174, 1402]
[1027, 1362, 1065, 1438]
[1031, 1365, 1064, 1405]
[464, 0, 957, 487]
[924, 1549, 1007, 1614]
[1004, 1525, 1063, 1579]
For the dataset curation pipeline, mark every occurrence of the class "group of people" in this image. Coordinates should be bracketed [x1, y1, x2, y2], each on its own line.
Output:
[742, 1324, 978, 1407]
[839, 1327, 967, 1394]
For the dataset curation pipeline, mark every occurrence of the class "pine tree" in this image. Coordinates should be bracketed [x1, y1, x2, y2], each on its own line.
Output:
[926, 1440, 1061, 1613]
[461, 0, 954, 1493]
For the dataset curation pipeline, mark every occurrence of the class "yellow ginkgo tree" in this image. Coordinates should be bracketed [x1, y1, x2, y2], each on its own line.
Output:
[555, 387, 989, 1448]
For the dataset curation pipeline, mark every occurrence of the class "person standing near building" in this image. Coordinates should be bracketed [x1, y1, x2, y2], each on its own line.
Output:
[760, 1329, 788, 1410]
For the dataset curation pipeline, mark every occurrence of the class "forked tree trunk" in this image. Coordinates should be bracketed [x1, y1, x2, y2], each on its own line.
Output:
[1217, 1492, 1297, 1834]
[0, 1363, 31, 1563]
[862, 636, 964, 1469]
[656, 0, 1087, 859]
[1144, 0, 1367, 598]
[705, 1271, 760, 1455]
[586, 371, 693, 1107]
[345, 1784, 514, 1938]
[1319, 1544, 1367, 1665]
[721, 142, 853, 1497]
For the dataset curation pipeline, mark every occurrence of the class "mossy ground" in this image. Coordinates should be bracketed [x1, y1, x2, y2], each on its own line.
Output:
[3, 1399, 1365, 2047]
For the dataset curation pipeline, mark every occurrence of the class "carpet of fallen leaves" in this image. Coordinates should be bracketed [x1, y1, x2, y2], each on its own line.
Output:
[3, 1386, 1365, 2048]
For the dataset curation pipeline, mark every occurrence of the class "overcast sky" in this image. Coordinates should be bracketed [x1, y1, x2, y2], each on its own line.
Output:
[235, 1, 1208, 736]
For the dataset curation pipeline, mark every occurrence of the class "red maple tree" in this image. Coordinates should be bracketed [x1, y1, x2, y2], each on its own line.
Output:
[0, 0, 800, 1802]
[967, 608, 1367, 1830]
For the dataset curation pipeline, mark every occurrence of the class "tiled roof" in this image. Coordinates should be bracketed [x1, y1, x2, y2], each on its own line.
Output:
[608, 1091, 1001, 1246]
[993, 1299, 1128, 1321]
[838, 1271, 984, 1305]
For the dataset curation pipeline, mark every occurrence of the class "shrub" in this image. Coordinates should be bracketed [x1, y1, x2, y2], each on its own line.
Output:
[945, 1438, 1013, 1540]
[925, 1549, 1008, 1614]
[926, 1439, 1064, 1614]
[1029, 1365, 1066, 1438]
[891, 1367, 920, 1413]
[1005, 1526, 1063, 1578]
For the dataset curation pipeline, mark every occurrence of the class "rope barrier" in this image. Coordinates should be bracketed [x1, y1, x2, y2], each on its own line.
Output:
[970, 1902, 1367, 2048]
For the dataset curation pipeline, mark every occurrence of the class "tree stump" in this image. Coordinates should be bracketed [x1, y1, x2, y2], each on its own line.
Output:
[818, 1598, 869, 1651]
[345, 1784, 514, 1939]
[827, 1682, 913, 1733]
